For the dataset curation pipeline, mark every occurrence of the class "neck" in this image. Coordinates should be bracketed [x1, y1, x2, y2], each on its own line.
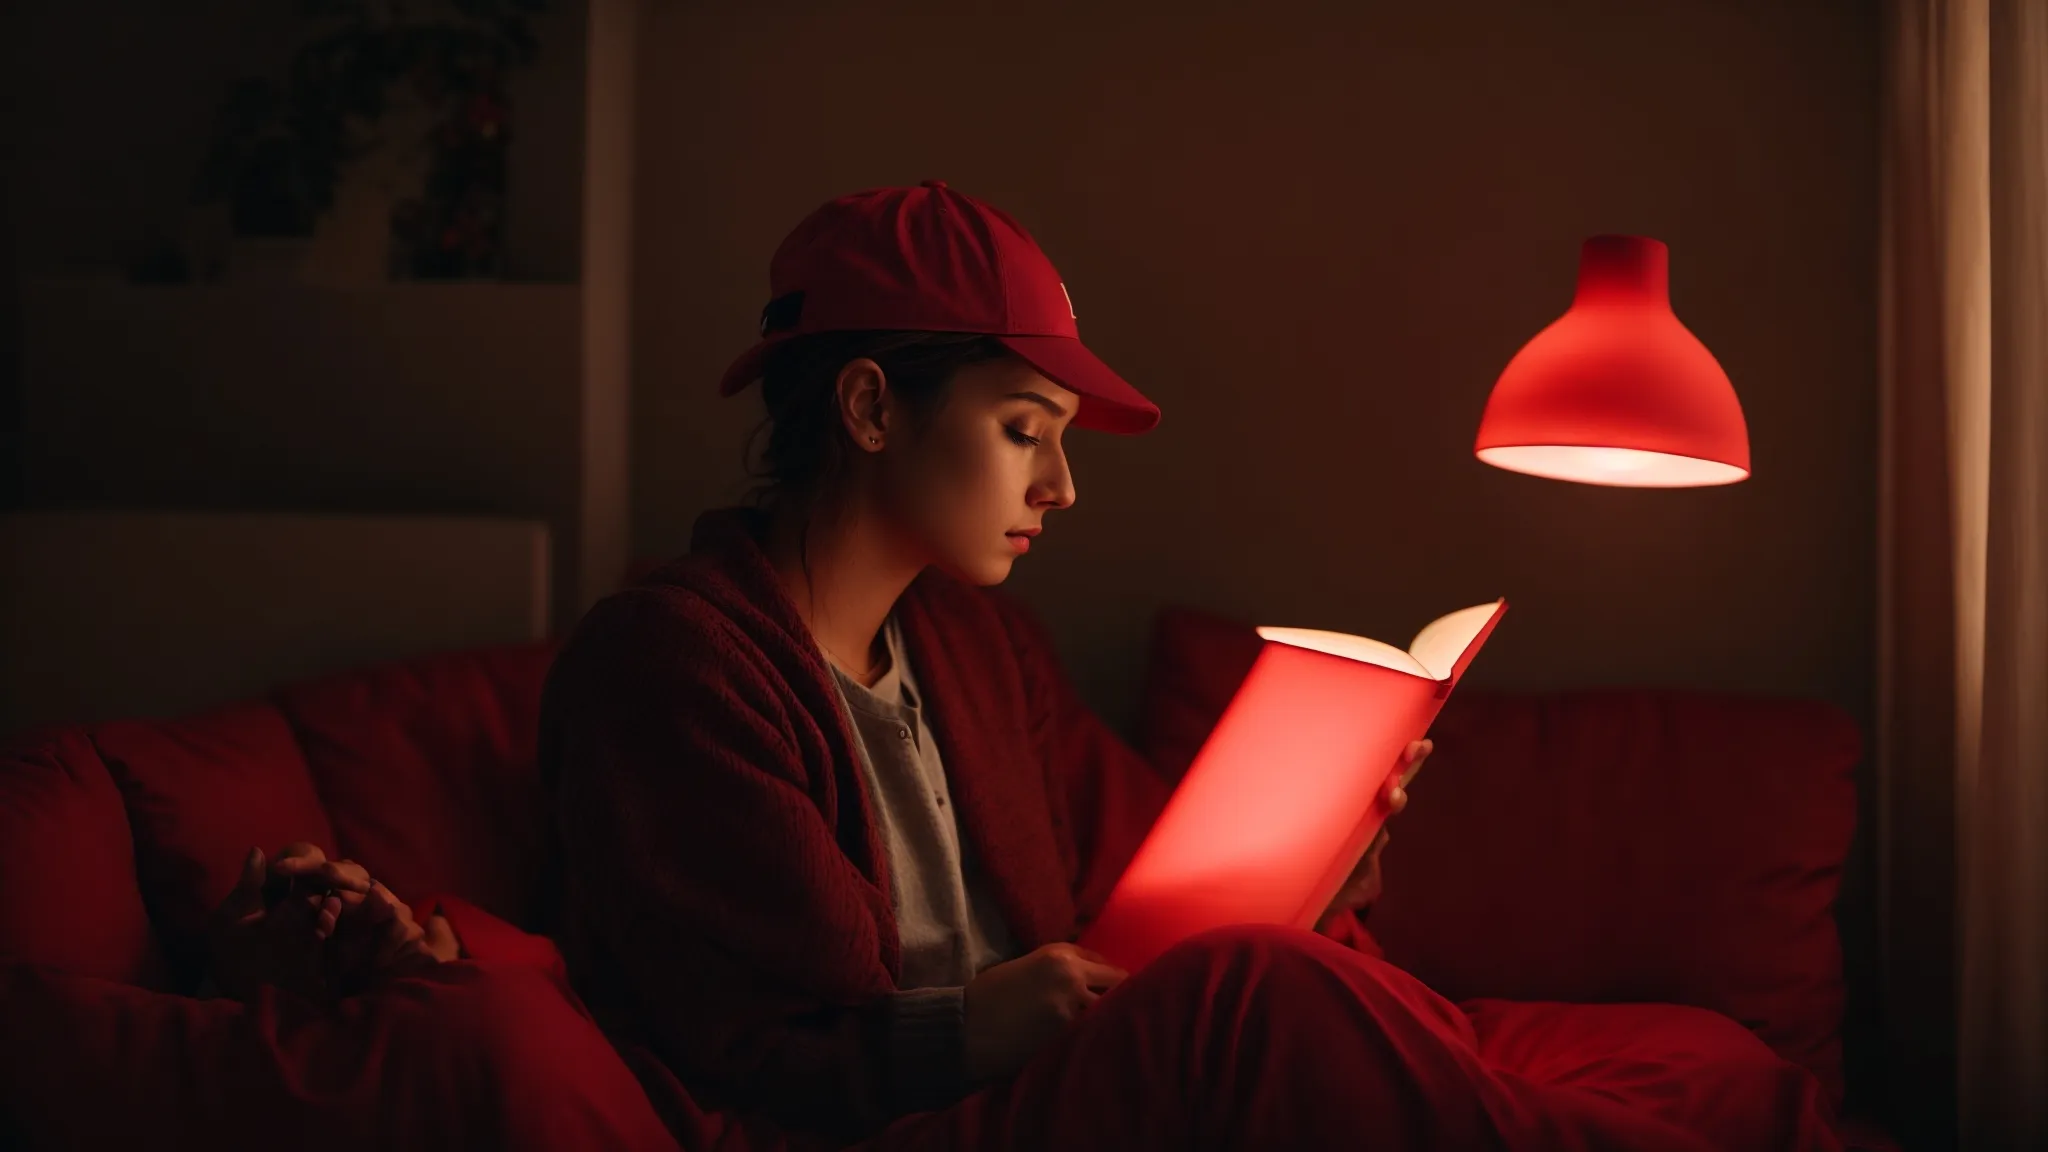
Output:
[763, 495, 925, 684]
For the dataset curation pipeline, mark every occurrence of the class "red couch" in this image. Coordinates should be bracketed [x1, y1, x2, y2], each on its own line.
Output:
[1139, 606, 1895, 1151]
[0, 610, 1895, 1149]
[0, 642, 682, 1151]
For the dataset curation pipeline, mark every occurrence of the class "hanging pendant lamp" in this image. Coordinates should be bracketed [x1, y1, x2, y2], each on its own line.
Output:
[1475, 235, 1750, 487]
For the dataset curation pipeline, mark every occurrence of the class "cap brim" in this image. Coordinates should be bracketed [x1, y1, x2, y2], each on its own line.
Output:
[997, 335, 1160, 434]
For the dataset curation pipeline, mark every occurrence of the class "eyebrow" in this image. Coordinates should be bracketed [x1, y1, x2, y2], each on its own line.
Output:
[1005, 391, 1071, 418]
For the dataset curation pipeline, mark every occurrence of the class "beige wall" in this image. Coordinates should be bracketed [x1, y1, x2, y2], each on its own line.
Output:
[17, 280, 588, 625]
[631, 0, 1879, 729]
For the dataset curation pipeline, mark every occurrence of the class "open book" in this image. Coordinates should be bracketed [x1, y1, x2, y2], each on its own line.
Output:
[1079, 599, 1508, 972]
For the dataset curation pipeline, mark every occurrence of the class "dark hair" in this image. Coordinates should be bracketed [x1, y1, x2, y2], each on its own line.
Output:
[743, 330, 1015, 510]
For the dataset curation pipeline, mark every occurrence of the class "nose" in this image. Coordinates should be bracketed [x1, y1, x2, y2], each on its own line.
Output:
[1031, 445, 1077, 511]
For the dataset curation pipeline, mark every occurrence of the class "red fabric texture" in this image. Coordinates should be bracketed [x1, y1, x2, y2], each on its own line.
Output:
[273, 642, 558, 928]
[545, 509, 1841, 1150]
[543, 508, 1173, 1137]
[0, 961, 679, 1152]
[0, 529, 1869, 1152]
[870, 927, 1837, 1152]
[429, 892, 571, 987]
[94, 701, 339, 981]
[1135, 605, 1862, 1110]
[0, 729, 170, 988]
[1376, 690, 1859, 1108]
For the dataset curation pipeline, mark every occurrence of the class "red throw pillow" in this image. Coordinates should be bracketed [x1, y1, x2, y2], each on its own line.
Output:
[0, 729, 171, 988]
[1135, 606, 1861, 1109]
[1137, 606, 1266, 783]
[94, 702, 338, 981]
[272, 642, 557, 929]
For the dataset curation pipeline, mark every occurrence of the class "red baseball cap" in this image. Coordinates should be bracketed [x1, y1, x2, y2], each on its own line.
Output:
[718, 181, 1160, 434]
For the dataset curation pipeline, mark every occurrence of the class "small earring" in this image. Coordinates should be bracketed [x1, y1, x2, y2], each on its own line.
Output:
[868, 436, 879, 445]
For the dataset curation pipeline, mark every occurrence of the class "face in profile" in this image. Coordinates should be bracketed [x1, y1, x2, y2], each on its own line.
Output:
[875, 357, 1080, 586]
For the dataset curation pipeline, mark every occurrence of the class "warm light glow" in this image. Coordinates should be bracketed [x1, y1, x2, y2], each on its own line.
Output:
[1475, 235, 1750, 489]
[1082, 601, 1506, 972]
[1257, 601, 1507, 678]
[1254, 628, 1429, 677]
[1476, 445, 1750, 488]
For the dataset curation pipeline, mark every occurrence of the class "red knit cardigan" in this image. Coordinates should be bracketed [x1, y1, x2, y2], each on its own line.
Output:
[539, 508, 1177, 1138]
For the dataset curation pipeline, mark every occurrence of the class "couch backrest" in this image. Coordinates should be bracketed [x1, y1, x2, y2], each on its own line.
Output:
[0, 641, 558, 991]
[0, 729, 171, 989]
[1137, 605, 1863, 1108]
[269, 642, 558, 931]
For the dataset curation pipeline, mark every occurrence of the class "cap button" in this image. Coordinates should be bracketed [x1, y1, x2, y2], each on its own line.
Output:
[919, 179, 948, 189]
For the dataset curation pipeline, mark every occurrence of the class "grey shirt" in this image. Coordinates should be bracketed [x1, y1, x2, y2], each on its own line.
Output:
[828, 616, 1015, 1111]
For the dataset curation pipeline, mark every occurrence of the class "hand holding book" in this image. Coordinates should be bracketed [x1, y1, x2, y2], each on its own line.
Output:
[1316, 738, 1428, 931]
[1081, 601, 1503, 972]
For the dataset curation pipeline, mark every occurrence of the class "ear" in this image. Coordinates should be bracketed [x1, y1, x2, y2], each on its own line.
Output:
[833, 357, 891, 452]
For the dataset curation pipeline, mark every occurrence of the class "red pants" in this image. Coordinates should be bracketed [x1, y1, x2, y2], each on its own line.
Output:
[0, 962, 680, 1152]
[863, 926, 1842, 1152]
[9, 929, 1834, 1151]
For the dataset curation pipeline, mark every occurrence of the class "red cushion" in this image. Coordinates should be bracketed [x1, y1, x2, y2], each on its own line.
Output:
[272, 643, 557, 928]
[94, 701, 338, 981]
[1139, 607, 1265, 782]
[0, 729, 171, 988]
[1465, 998, 1841, 1149]
[1136, 606, 1861, 1108]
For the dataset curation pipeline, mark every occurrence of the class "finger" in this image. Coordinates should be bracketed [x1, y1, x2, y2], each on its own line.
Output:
[359, 887, 401, 924]
[1074, 959, 1127, 991]
[321, 860, 372, 895]
[373, 885, 417, 926]
[376, 917, 427, 969]
[223, 847, 269, 917]
[373, 922, 415, 970]
[315, 895, 342, 940]
[334, 886, 404, 940]
[1386, 784, 1408, 813]
[276, 841, 326, 863]
[422, 913, 460, 963]
[1071, 946, 1114, 965]
[1400, 739, 1433, 786]
[271, 856, 372, 895]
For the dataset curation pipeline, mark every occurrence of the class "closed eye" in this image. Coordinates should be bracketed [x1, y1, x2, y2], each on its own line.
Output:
[1005, 426, 1042, 447]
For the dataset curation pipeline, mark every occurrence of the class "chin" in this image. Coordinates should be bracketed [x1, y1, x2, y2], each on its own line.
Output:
[937, 553, 1018, 587]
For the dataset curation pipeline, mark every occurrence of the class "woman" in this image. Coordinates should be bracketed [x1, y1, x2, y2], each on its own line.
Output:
[540, 182, 1841, 1151]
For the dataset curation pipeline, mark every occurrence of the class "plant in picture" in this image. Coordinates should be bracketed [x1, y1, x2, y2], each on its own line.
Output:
[193, 0, 549, 280]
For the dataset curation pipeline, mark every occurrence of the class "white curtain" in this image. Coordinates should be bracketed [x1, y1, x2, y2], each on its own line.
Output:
[1881, 1, 2048, 1148]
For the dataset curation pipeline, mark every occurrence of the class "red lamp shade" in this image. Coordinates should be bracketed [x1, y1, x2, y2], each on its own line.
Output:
[1475, 235, 1750, 487]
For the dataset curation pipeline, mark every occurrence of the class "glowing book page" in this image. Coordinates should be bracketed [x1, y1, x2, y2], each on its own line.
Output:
[1080, 599, 1507, 973]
